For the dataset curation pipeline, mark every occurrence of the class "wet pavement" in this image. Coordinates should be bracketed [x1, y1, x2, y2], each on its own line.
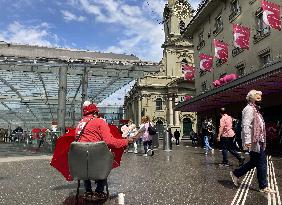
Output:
[0, 142, 281, 205]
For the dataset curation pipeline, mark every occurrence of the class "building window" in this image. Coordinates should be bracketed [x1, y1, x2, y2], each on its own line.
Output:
[199, 30, 204, 42]
[201, 82, 207, 92]
[179, 20, 185, 34]
[253, 10, 271, 44]
[229, 0, 241, 22]
[257, 11, 270, 35]
[236, 63, 245, 77]
[259, 51, 271, 66]
[156, 98, 163, 110]
[197, 30, 205, 50]
[213, 14, 223, 35]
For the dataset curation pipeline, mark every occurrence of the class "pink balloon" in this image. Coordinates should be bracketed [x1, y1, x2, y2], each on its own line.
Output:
[213, 80, 221, 87]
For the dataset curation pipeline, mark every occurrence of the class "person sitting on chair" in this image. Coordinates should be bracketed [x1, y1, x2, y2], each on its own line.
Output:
[75, 101, 134, 201]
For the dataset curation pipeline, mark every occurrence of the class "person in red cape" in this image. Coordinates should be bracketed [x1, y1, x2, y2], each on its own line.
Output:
[75, 101, 134, 201]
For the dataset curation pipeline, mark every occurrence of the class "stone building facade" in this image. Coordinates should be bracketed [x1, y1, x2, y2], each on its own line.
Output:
[185, 0, 282, 96]
[124, 0, 197, 138]
[175, 0, 282, 150]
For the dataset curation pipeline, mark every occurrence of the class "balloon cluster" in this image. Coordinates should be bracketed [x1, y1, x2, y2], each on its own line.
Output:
[213, 73, 238, 88]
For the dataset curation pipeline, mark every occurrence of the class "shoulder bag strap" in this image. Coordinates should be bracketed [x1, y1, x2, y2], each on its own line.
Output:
[75, 117, 95, 142]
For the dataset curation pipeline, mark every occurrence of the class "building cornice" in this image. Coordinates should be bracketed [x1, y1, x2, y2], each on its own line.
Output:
[183, 0, 219, 37]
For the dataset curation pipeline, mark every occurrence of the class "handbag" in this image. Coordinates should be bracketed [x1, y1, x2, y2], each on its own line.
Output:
[147, 122, 157, 135]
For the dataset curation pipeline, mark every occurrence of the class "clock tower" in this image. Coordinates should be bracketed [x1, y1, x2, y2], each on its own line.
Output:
[163, 0, 192, 42]
[162, 0, 194, 77]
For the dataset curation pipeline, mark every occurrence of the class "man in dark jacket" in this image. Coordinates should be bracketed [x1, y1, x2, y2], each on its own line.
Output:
[174, 129, 180, 146]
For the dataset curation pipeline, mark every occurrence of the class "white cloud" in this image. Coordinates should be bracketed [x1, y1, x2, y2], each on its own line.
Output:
[0, 21, 57, 47]
[66, 0, 202, 62]
[76, 0, 166, 62]
[61, 10, 86, 22]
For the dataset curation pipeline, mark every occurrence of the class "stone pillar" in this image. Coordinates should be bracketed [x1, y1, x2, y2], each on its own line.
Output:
[169, 97, 174, 126]
[134, 100, 138, 124]
[138, 96, 142, 125]
[81, 67, 88, 117]
[174, 97, 180, 127]
[58, 66, 68, 134]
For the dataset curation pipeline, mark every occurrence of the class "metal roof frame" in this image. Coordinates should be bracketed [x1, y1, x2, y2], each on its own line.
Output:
[0, 42, 160, 129]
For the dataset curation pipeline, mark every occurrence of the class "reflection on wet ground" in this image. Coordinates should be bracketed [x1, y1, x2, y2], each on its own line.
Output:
[0, 141, 281, 205]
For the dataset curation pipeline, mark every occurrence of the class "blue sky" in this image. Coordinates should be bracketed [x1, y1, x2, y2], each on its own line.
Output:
[0, 0, 201, 105]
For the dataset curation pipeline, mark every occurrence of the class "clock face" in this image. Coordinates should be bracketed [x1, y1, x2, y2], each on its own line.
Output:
[173, 1, 190, 20]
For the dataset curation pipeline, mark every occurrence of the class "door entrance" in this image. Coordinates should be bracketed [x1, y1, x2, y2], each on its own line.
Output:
[183, 118, 192, 137]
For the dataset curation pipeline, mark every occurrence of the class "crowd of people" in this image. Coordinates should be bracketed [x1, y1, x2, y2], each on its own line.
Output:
[195, 90, 276, 194]
[62, 89, 277, 202]
[1, 87, 278, 202]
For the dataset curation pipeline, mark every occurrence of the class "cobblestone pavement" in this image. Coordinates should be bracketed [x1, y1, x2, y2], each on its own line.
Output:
[0, 142, 281, 205]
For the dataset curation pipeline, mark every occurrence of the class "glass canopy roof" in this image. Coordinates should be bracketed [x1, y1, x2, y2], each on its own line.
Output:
[0, 42, 160, 128]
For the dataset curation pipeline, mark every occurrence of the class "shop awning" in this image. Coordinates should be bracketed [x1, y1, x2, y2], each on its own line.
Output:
[175, 59, 282, 112]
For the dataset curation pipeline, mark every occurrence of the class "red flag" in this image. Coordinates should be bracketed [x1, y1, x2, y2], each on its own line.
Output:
[182, 64, 196, 80]
[262, 0, 281, 31]
[233, 24, 251, 49]
[184, 95, 193, 101]
[214, 39, 228, 62]
[199, 53, 213, 72]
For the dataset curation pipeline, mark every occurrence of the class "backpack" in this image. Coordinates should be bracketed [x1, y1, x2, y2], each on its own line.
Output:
[147, 123, 157, 135]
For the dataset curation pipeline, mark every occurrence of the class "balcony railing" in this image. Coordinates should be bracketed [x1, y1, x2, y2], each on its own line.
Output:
[253, 29, 271, 44]
[215, 58, 226, 67]
[232, 47, 245, 57]
[199, 70, 206, 77]
[249, 0, 257, 5]
[197, 40, 205, 50]
[229, 7, 241, 22]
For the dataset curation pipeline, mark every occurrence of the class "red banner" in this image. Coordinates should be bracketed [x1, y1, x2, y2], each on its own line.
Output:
[262, 0, 281, 31]
[214, 39, 228, 62]
[182, 64, 196, 80]
[233, 24, 251, 49]
[199, 53, 213, 72]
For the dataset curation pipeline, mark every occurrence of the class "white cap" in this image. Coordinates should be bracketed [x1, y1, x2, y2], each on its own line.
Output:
[83, 100, 91, 107]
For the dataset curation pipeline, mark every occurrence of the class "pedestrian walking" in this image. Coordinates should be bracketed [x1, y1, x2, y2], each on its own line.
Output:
[234, 118, 243, 152]
[190, 130, 198, 147]
[230, 90, 276, 193]
[137, 116, 154, 156]
[202, 119, 214, 155]
[174, 129, 180, 146]
[127, 119, 138, 154]
[217, 108, 245, 166]
[208, 118, 215, 146]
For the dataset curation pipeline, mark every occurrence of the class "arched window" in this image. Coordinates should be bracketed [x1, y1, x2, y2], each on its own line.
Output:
[156, 98, 163, 111]
[179, 20, 185, 34]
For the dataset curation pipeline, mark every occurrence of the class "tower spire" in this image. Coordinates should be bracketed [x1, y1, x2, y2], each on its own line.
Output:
[168, 0, 177, 7]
